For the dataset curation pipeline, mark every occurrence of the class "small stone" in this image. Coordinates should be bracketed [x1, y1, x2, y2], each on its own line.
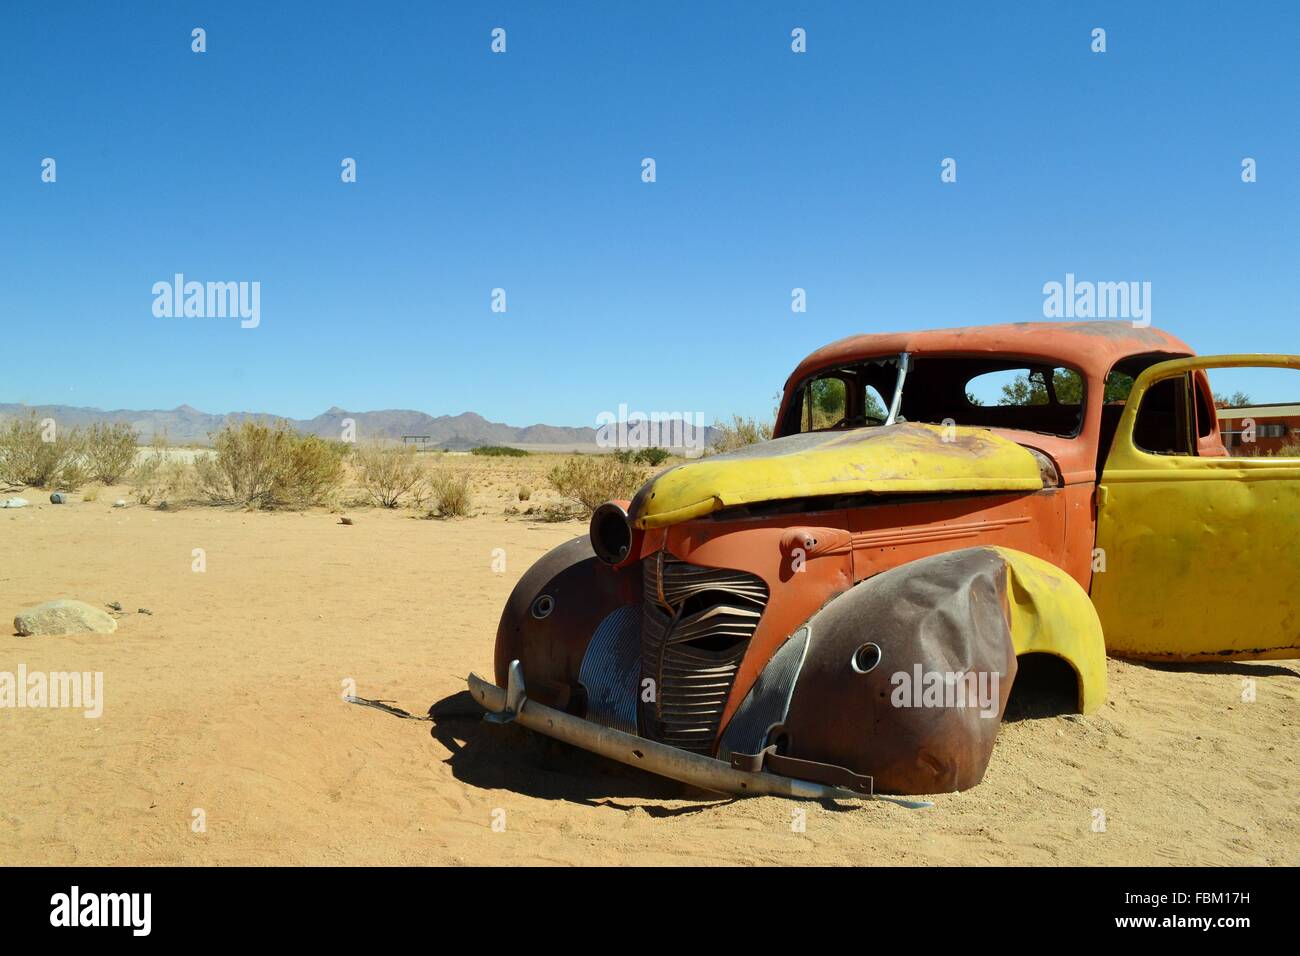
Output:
[339, 517, 354, 525]
[138, 608, 153, 615]
[107, 601, 123, 612]
[1, 497, 29, 509]
[14, 599, 118, 637]
[49, 492, 67, 504]
[113, 499, 127, 508]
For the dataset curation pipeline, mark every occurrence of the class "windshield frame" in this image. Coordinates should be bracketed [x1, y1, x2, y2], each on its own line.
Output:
[778, 351, 1089, 440]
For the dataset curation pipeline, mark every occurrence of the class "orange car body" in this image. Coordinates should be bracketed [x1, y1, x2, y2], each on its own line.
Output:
[477, 321, 1296, 795]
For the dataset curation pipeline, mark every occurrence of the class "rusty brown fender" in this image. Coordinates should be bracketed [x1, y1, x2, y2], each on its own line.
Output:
[777, 547, 1024, 795]
[493, 536, 639, 711]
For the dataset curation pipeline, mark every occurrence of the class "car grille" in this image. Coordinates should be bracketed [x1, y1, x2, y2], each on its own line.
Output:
[639, 551, 769, 754]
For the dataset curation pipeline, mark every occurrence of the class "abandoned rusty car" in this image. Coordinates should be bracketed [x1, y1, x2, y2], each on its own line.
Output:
[468, 321, 1300, 798]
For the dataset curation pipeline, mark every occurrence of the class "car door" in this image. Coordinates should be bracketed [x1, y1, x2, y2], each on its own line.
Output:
[1092, 354, 1300, 661]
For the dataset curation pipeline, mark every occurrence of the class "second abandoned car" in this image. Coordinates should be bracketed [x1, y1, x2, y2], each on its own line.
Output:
[469, 321, 1300, 797]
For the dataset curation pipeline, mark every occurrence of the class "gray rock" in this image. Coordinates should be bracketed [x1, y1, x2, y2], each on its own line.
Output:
[14, 599, 118, 637]
[1, 497, 29, 509]
[113, 499, 127, 508]
[49, 492, 67, 504]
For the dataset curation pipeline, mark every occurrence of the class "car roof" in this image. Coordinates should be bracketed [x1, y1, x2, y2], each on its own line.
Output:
[785, 321, 1194, 388]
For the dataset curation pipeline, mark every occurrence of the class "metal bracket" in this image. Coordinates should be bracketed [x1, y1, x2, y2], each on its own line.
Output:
[484, 659, 528, 725]
[731, 743, 876, 795]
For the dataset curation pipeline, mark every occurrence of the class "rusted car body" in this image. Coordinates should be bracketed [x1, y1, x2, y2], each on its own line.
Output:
[469, 321, 1300, 798]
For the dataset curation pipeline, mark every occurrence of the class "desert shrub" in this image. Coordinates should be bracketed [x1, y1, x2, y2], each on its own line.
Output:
[429, 471, 473, 516]
[134, 458, 196, 505]
[354, 442, 426, 508]
[546, 455, 648, 515]
[192, 453, 223, 498]
[82, 422, 139, 484]
[82, 482, 103, 502]
[129, 452, 162, 500]
[471, 445, 529, 457]
[517, 485, 532, 501]
[0, 413, 83, 488]
[538, 502, 583, 522]
[197, 421, 293, 506]
[128, 432, 171, 502]
[615, 448, 671, 465]
[197, 421, 343, 508]
[55, 459, 89, 492]
[279, 435, 346, 508]
[707, 415, 773, 455]
[407, 478, 431, 510]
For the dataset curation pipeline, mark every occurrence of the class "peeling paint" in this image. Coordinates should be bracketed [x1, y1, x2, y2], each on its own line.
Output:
[629, 422, 1044, 529]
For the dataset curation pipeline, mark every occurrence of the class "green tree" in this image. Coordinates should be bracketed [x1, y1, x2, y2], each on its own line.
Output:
[1213, 390, 1252, 408]
[998, 369, 1086, 406]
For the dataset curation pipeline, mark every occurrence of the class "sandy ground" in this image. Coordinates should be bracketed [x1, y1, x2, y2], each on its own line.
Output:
[1, 491, 1297, 866]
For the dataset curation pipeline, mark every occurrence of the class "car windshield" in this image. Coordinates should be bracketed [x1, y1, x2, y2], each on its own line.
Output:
[782, 353, 1086, 438]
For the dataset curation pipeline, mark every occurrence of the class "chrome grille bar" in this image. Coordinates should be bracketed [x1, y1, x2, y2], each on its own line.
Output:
[639, 554, 769, 755]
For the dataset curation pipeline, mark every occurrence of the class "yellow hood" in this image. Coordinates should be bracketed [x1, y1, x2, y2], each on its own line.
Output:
[629, 422, 1045, 529]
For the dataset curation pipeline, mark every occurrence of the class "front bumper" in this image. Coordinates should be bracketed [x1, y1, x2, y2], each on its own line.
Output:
[467, 660, 931, 808]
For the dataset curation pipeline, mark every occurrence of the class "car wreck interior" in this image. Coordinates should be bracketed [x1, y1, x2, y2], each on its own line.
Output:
[784, 354, 1088, 438]
[784, 350, 1233, 472]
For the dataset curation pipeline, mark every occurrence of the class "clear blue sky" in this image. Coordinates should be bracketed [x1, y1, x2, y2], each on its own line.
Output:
[2, 1, 1297, 425]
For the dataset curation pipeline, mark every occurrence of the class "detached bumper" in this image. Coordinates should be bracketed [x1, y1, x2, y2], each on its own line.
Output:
[467, 661, 931, 807]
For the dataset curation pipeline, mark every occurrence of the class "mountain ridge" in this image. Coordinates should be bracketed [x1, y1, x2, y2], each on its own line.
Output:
[0, 401, 715, 450]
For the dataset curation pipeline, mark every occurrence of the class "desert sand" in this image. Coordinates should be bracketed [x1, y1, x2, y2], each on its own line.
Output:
[2, 484, 1297, 866]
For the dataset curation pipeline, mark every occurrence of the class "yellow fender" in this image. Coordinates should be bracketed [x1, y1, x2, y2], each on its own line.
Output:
[990, 546, 1107, 713]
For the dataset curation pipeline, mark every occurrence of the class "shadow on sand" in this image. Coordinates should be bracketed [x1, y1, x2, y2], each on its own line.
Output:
[425, 690, 736, 816]
[1132, 659, 1299, 679]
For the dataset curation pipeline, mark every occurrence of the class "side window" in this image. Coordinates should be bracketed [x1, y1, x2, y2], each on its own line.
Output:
[1194, 374, 1215, 438]
[796, 375, 889, 432]
[960, 364, 1084, 437]
[801, 376, 847, 432]
[1103, 370, 1135, 404]
[965, 366, 1083, 407]
[1133, 373, 1195, 455]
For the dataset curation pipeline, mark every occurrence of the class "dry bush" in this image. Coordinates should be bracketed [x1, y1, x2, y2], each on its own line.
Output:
[354, 442, 425, 508]
[546, 455, 648, 515]
[707, 414, 773, 455]
[429, 471, 473, 516]
[197, 421, 344, 508]
[517, 485, 532, 501]
[128, 433, 170, 503]
[614, 447, 672, 466]
[0, 413, 83, 488]
[82, 422, 139, 484]
[134, 458, 196, 506]
[280, 435, 346, 508]
[196, 421, 292, 506]
[82, 482, 103, 502]
[538, 502, 583, 522]
[131, 450, 197, 509]
[56, 459, 89, 492]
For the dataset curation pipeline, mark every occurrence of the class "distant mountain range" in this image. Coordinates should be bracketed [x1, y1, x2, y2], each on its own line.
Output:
[0, 402, 715, 451]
